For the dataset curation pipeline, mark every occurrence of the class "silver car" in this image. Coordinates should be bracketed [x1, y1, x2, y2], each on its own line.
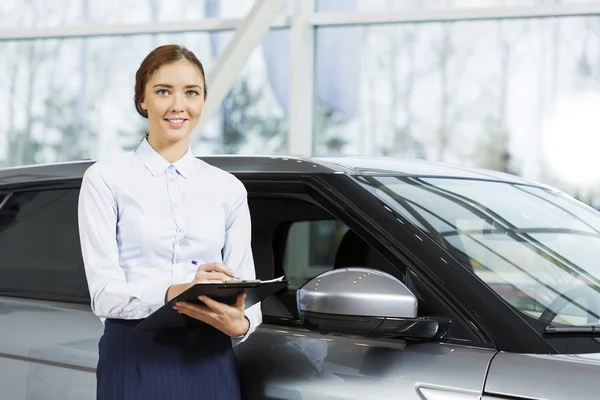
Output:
[1, 156, 600, 399]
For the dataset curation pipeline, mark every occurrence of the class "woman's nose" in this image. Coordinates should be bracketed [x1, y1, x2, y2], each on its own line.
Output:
[169, 93, 185, 112]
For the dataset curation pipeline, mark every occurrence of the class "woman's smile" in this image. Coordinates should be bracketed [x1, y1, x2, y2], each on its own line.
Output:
[165, 118, 188, 129]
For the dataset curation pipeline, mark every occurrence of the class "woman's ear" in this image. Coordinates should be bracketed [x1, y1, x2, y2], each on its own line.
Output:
[140, 98, 147, 110]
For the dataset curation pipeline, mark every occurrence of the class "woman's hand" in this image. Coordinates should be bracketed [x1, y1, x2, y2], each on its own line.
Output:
[192, 261, 235, 283]
[173, 293, 250, 337]
[165, 262, 234, 303]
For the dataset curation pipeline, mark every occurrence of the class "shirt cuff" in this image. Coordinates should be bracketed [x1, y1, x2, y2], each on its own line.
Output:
[231, 303, 262, 346]
[141, 282, 171, 312]
[91, 281, 148, 320]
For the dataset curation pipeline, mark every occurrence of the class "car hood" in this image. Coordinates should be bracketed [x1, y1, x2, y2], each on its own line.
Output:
[485, 352, 600, 399]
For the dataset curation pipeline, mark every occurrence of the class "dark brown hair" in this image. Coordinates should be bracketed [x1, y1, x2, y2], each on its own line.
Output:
[134, 44, 208, 119]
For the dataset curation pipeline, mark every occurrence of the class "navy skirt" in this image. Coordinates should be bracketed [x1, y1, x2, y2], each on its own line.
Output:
[97, 319, 241, 400]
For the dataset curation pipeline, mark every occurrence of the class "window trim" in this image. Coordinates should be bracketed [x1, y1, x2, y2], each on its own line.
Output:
[0, 193, 12, 210]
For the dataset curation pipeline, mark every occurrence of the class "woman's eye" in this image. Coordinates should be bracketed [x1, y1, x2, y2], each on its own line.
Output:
[187, 90, 199, 97]
[156, 89, 170, 95]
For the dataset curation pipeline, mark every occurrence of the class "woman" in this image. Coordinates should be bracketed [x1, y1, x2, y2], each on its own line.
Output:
[78, 44, 261, 400]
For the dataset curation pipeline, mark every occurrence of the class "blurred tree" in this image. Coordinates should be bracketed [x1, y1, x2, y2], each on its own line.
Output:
[382, 21, 426, 159]
[44, 96, 92, 162]
[314, 106, 349, 154]
[435, 23, 455, 162]
[220, 76, 286, 154]
[3, 0, 93, 167]
[476, 19, 520, 174]
[7, 40, 44, 166]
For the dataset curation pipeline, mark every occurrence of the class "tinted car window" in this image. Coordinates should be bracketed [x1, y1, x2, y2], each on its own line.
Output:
[274, 218, 401, 319]
[358, 176, 600, 328]
[283, 220, 349, 290]
[0, 189, 89, 301]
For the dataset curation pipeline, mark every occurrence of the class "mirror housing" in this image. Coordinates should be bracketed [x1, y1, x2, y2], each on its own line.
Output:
[297, 268, 449, 341]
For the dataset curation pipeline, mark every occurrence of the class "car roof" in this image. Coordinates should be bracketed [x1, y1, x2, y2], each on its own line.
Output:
[0, 154, 538, 186]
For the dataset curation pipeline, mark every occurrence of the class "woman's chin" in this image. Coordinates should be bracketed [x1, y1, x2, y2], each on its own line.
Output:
[154, 129, 192, 144]
[169, 131, 191, 142]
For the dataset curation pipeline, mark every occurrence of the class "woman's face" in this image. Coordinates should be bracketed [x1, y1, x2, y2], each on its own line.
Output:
[140, 60, 206, 144]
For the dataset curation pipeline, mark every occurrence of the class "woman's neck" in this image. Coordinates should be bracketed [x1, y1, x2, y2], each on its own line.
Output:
[147, 135, 190, 164]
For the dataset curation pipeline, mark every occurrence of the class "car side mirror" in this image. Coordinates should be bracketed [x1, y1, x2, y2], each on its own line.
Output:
[296, 268, 449, 341]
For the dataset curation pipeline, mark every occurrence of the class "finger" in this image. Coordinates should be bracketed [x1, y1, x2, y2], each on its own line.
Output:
[234, 293, 246, 308]
[174, 302, 217, 320]
[196, 270, 233, 280]
[195, 271, 233, 283]
[198, 295, 229, 313]
[198, 262, 234, 276]
[174, 301, 210, 313]
[210, 271, 233, 281]
[212, 262, 234, 276]
[176, 306, 216, 323]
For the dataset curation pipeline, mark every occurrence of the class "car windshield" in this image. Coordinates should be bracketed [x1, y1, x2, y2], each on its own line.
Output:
[357, 175, 600, 328]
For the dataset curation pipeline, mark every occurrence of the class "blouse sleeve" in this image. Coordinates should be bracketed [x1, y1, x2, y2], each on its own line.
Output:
[78, 165, 168, 319]
[221, 177, 263, 345]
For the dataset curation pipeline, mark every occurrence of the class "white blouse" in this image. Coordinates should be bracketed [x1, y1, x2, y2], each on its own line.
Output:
[77, 138, 261, 344]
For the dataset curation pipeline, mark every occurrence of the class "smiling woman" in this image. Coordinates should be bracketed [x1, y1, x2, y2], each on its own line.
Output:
[77, 44, 260, 400]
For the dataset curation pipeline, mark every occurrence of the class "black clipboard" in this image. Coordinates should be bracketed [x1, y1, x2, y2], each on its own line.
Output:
[135, 279, 288, 330]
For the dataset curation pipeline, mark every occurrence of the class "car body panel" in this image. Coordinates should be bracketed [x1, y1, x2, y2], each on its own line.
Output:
[236, 326, 495, 399]
[0, 357, 96, 400]
[0, 296, 494, 400]
[0, 297, 102, 370]
[485, 352, 600, 399]
[0, 297, 101, 399]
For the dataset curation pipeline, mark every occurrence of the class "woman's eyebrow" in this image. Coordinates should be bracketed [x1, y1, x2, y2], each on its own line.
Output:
[153, 84, 203, 89]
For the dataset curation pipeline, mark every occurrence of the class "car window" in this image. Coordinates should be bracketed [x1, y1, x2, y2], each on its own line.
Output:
[283, 220, 349, 290]
[248, 193, 405, 320]
[358, 176, 600, 328]
[264, 217, 401, 320]
[0, 189, 89, 301]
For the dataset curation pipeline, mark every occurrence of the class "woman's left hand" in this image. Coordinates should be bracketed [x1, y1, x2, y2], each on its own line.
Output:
[173, 294, 250, 338]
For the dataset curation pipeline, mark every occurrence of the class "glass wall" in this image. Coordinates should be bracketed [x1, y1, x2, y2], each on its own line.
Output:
[3, 0, 600, 208]
[0, 33, 219, 166]
[314, 16, 600, 206]
[199, 29, 290, 155]
[0, 0, 289, 167]
[0, 31, 289, 166]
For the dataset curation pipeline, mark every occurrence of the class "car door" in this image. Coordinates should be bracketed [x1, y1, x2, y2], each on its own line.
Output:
[483, 352, 600, 400]
[0, 187, 101, 400]
[234, 178, 497, 400]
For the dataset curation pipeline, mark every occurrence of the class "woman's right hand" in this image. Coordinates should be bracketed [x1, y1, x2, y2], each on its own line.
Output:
[165, 262, 234, 303]
[192, 262, 235, 283]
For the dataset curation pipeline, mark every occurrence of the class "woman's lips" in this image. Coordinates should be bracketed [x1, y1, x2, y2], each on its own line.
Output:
[165, 118, 186, 129]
